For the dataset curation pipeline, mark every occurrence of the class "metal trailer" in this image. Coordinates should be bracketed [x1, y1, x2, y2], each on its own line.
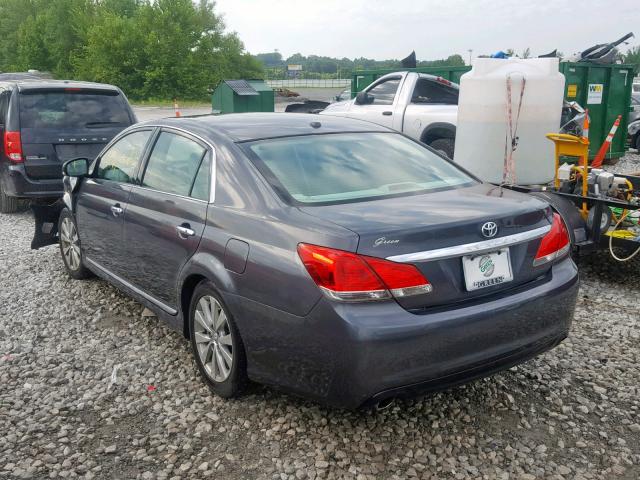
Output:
[507, 175, 640, 258]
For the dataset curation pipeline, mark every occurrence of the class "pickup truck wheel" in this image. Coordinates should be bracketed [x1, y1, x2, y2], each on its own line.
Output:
[0, 184, 21, 214]
[58, 209, 91, 279]
[429, 138, 455, 159]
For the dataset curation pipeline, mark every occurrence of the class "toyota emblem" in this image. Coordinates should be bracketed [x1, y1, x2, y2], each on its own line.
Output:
[481, 221, 498, 238]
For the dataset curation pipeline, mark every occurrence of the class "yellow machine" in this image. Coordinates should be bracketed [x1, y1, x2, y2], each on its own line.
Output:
[545, 133, 590, 217]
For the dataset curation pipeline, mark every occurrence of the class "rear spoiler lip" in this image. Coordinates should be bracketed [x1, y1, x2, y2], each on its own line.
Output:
[18, 87, 121, 96]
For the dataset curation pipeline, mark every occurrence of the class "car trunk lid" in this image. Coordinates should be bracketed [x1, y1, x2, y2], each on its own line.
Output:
[299, 183, 553, 309]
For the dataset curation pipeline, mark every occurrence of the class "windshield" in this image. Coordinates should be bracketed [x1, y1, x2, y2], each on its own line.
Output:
[245, 132, 476, 205]
[19, 91, 131, 129]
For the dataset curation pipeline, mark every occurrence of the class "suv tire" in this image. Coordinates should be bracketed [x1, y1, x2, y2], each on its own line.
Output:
[58, 208, 91, 279]
[0, 184, 21, 214]
[429, 138, 455, 159]
[189, 281, 247, 399]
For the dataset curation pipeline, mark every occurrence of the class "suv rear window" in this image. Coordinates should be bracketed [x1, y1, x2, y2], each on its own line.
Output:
[19, 90, 131, 129]
[245, 132, 476, 205]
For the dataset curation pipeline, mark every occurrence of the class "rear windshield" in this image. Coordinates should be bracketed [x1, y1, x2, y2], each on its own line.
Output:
[19, 91, 131, 129]
[245, 132, 476, 205]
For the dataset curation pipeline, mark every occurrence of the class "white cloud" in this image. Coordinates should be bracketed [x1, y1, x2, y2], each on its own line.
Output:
[215, 0, 639, 61]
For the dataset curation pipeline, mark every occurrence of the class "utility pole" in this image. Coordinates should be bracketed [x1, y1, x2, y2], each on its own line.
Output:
[467, 49, 473, 65]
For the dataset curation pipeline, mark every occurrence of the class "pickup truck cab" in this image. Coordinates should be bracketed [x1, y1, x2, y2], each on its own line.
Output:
[320, 71, 459, 157]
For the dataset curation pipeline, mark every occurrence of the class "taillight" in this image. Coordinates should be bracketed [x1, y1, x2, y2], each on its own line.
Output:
[3, 131, 23, 163]
[297, 243, 432, 302]
[533, 213, 570, 266]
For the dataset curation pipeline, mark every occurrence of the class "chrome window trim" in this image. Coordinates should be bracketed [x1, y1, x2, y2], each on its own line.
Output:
[94, 124, 217, 204]
[147, 125, 217, 204]
[386, 225, 551, 263]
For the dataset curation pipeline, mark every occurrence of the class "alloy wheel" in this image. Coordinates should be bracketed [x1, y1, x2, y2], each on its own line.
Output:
[60, 217, 81, 271]
[193, 295, 234, 382]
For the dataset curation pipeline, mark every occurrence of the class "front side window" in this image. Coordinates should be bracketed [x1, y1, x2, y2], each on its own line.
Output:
[96, 130, 152, 183]
[141, 132, 207, 197]
[411, 79, 459, 104]
[366, 78, 401, 105]
[246, 132, 476, 205]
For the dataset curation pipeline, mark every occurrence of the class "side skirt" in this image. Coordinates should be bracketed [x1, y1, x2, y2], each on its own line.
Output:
[84, 258, 183, 333]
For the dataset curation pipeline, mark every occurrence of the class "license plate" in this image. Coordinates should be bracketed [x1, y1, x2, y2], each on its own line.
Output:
[462, 248, 513, 291]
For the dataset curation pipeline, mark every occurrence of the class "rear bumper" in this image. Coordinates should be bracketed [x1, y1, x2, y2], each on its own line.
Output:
[0, 162, 62, 199]
[225, 257, 579, 409]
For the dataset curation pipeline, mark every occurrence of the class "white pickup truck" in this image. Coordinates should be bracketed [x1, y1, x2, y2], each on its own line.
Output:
[320, 71, 459, 157]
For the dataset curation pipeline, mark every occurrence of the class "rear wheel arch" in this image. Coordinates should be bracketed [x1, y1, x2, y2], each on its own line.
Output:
[180, 273, 208, 338]
[420, 123, 457, 145]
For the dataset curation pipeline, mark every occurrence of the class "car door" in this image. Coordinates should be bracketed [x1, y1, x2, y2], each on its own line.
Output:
[347, 76, 403, 128]
[75, 129, 154, 275]
[120, 129, 211, 311]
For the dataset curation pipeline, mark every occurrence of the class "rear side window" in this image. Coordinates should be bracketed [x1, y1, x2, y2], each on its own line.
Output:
[411, 79, 459, 105]
[96, 130, 152, 183]
[190, 154, 211, 201]
[141, 132, 207, 197]
[0, 90, 10, 126]
[19, 91, 131, 129]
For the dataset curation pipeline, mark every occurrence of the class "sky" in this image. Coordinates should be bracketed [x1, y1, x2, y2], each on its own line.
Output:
[214, 0, 639, 62]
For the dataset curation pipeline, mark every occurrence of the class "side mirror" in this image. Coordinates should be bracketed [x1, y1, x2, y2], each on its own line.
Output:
[355, 91, 371, 105]
[63, 157, 89, 177]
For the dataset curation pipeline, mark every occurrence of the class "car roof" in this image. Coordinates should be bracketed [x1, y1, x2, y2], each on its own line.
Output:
[139, 112, 393, 143]
[0, 78, 121, 92]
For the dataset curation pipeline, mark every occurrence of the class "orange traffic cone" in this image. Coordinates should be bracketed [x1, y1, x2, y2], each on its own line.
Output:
[591, 115, 621, 168]
[582, 109, 589, 142]
[173, 98, 181, 118]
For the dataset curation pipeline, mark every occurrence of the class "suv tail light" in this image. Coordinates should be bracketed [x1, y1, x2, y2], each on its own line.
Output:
[3, 131, 23, 163]
[297, 243, 432, 302]
[533, 213, 570, 266]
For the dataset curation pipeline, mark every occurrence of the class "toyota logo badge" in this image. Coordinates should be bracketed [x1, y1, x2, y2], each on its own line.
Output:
[481, 221, 498, 238]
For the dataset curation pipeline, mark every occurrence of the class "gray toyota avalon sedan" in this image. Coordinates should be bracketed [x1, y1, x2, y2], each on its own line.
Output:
[33, 113, 578, 409]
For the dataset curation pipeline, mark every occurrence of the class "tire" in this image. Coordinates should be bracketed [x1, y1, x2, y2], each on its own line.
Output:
[58, 209, 91, 279]
[0, 183, 21, 214]
[189, 281, 247, 398]
[587, 205, 612, 232]
[603, 156, 620, 166]
[429, 138, 455, 159]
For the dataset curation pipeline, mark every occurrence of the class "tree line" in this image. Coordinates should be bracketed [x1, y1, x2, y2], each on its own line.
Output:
[0, 0, 263, 101]
[255, 52, 466, 80]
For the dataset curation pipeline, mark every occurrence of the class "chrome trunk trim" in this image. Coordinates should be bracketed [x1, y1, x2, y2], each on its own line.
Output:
[386, 225, 551, 263]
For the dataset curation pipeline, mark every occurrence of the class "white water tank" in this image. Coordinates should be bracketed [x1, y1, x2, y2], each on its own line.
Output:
[453, 58, 565, 185]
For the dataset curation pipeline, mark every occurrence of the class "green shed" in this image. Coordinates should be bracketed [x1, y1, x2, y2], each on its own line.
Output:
[211, 79, 274, 114]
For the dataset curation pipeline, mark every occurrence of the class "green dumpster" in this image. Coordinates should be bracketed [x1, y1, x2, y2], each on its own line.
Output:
[212, 79, 274, 114]
[351, 62, 637, 160]
[560, 62, 637, 160]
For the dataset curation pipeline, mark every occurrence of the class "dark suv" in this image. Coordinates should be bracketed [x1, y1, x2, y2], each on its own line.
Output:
[0, 79, 136, 212]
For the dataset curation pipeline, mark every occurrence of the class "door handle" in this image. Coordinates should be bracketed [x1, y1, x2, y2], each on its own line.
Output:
[110, 204, 124, 217]
[176, 225, 195, 238]
[382, 111, 393, 116]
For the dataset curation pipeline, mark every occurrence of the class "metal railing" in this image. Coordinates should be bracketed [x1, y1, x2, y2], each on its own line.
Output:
[266, 79, 350, 89]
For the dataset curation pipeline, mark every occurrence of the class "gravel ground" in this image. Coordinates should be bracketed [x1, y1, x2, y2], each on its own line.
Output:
[1, 155, 639, 480]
